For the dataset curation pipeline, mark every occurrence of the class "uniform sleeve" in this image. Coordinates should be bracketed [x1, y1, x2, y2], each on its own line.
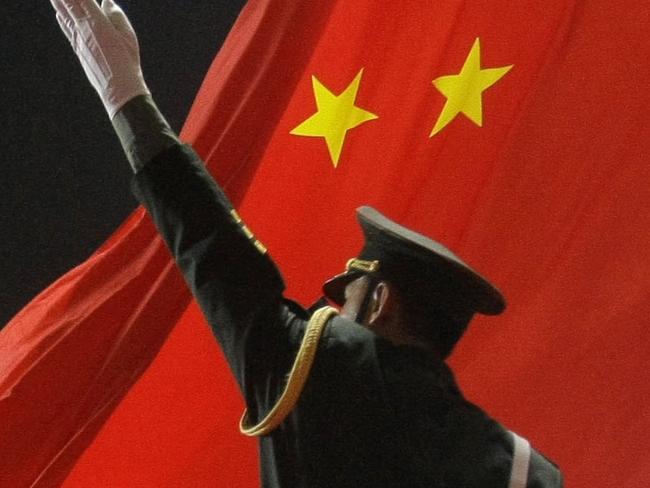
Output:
[131, 142, 305, 410]
[527, 448, 564, 487]
[112, 94, 180, 173]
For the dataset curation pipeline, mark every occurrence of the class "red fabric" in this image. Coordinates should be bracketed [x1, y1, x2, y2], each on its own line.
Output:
[1, 0, 648, 486]
[0, 1, 334, 486]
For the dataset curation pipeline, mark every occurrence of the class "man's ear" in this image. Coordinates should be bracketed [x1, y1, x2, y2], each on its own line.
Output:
[367, 281, 392, 325]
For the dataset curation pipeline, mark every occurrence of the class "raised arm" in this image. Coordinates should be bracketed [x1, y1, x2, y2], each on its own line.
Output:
[49, 0, 307, 410]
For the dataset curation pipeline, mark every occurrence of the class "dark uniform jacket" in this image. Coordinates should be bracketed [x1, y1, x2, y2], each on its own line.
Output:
[132, 143, 563, 488]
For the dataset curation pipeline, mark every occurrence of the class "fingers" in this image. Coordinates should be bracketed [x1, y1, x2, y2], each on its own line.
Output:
[51, 0, 76, 44]
[50, 0, 69, 17]
[51, 0, 113, 47]
[55, 12, 75, 44]
[101, 0, 135, 38]
[50, 0, 103, 22]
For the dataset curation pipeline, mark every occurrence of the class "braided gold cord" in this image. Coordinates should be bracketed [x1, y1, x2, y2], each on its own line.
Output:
[239, 306, 338, 436]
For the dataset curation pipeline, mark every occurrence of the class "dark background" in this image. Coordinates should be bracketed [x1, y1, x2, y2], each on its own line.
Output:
[1, 1, 246, 328]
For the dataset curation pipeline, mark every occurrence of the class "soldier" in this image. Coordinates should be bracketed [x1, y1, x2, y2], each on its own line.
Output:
[50, 0, 562, 486]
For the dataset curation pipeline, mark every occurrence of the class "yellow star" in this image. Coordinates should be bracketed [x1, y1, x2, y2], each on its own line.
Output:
[290, 69, 378, 167]
[430, 38, 512, 136]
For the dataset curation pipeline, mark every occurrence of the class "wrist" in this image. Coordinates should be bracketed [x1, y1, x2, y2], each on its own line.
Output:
[105, 79, 151, 121]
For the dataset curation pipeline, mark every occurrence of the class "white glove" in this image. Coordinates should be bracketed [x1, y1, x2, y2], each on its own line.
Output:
[51, 0, 150, 119]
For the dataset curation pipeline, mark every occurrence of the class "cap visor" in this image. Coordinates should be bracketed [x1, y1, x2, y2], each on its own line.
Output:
[322, 272, 361, 306]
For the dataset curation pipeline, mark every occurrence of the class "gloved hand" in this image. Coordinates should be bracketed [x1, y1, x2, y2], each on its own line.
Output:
[51, 0, 150, 119]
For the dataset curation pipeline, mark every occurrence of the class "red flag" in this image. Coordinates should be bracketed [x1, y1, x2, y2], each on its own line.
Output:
[69, 0, 650, 485]
[0, 1, 334, 486]
[2, 0, 648, 486]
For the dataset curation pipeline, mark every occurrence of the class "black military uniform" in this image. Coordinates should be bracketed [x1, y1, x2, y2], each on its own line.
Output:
[120, 96, 562, 487]
[48, 0, 562, 482]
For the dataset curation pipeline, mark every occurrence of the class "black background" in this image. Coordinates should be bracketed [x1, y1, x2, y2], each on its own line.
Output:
[1, 1, 246, 327]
